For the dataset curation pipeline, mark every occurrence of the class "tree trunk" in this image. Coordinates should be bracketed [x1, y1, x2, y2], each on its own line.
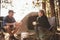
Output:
[42, 2, 46, 13]
[0, 0, 1, 4]
[58, 0, 60, 26]
[49, 0, 57, 32]
[49, 0, 55, 15]
[0, 0, 1, 16]
[58, 0, 60, 16]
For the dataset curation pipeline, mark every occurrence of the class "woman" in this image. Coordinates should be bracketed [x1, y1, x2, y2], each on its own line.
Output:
[36, 10, 51, 40]
[37, 10, 51, 29]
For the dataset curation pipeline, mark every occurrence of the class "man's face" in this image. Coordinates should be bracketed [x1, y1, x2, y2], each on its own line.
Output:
[9, 12, 14, 17]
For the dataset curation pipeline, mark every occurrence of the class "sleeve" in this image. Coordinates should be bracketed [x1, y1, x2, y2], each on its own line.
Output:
[12, 17, 16, 22]
[3, 17, 7, 26]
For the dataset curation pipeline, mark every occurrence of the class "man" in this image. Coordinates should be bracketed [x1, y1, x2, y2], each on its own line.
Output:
[3, 10, 20, 40]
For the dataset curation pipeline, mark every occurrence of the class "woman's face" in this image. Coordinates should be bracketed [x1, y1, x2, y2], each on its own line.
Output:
[38, 12, 43, 17]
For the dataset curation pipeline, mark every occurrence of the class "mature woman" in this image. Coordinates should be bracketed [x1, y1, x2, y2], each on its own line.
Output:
[36, 10, 51, 40]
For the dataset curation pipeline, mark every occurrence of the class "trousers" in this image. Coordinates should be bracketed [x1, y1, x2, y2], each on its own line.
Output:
[35, 27, 52, 40]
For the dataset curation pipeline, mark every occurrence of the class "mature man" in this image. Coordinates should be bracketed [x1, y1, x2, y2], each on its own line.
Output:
[3, 10, 20, 40]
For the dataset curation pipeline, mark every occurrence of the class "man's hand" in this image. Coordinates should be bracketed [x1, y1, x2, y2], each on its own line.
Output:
[15, 22, 22, 27]
[6, 23, 14, 26]
[12, 22, 22, 34]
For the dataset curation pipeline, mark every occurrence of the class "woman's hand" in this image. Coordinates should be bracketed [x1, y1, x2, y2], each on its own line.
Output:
[32, 21, 37, 26]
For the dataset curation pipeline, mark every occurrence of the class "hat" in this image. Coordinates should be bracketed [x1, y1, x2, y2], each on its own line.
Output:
[8, 10, 15, 13]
